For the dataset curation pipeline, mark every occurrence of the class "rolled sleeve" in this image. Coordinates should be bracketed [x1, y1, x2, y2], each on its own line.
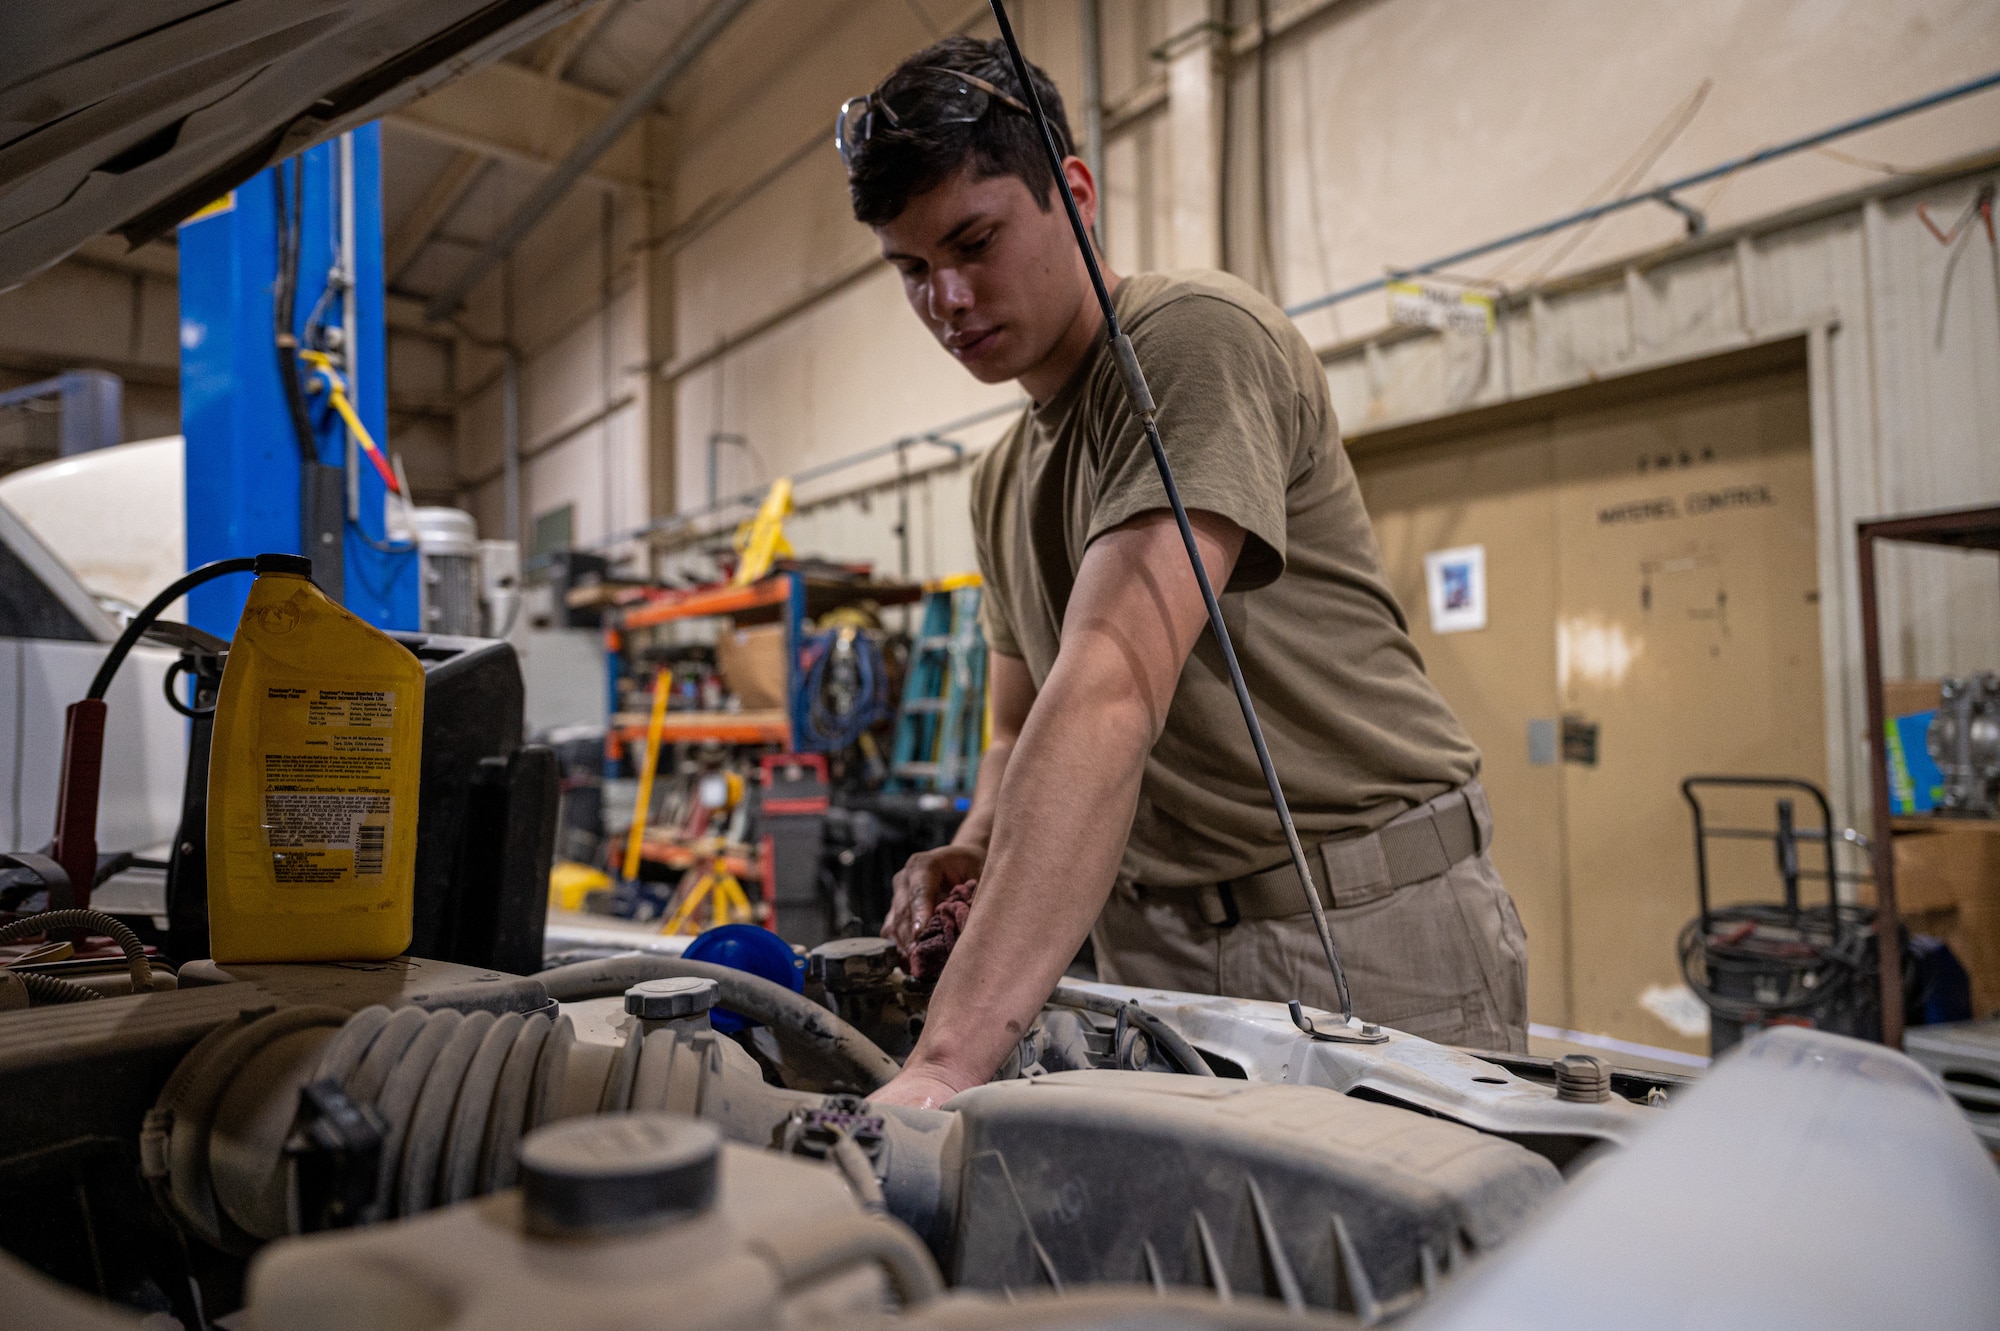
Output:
[1083, 295, 1297, 592]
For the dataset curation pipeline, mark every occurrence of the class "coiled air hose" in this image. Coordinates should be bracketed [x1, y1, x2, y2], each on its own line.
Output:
[798, 627, 889, 751]
[15, 972, 102, 1005]
[0, 908, 153, 1004]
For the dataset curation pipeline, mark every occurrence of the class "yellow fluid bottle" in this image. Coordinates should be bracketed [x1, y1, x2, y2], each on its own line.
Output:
[207, 555, 425, 962]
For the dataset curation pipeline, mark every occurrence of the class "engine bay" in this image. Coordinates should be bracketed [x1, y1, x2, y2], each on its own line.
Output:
[2, 942, 1994, 1330]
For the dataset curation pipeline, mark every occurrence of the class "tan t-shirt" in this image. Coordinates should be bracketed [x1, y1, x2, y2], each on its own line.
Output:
[968, 269, 1481, 888]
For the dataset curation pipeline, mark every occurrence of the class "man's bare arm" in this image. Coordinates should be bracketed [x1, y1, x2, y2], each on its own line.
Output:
[873, 508, 1245, 1106]
[882, 653, 1035, 954]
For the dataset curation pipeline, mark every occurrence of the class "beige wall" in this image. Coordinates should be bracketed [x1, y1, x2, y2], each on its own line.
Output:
[0, 235, 458, 502]
[589, 0, 1995, 586]
[1321, 163, 2000, 836]
[447, 151, 652, 554]
[654, 0, 1065, 576]
[2, 1, 1994, 574]
[1219, 0, 2000, 343]
[0, 240, 181, 451]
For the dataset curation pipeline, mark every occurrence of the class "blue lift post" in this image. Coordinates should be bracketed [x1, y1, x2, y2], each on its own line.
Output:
[177, 124, 418, 639]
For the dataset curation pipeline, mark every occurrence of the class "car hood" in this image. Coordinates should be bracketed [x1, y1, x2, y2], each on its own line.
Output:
[0, 0, 586, 290]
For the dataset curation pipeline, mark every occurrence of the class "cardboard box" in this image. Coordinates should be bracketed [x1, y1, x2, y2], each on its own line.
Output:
[716, 623, 788, 711]
[1894, 819, 2000, 1018]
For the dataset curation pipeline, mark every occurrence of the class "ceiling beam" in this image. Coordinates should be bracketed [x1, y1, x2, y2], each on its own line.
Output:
[539, 0, 632, 80]
[386, 292, 456, 343]
[70, 235, 180, 280]
[384, 2, 635, 290]
[386, 58, 662, 192]
[0, 350, 177, 391]
[426, 0, 754, 322]
[385, 151, 490, 286]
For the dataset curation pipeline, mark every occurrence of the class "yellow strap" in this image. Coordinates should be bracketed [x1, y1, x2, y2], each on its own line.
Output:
[298, 349, 398, 491]
[622, 668, 672, 881]
[324, 384, 376, 456]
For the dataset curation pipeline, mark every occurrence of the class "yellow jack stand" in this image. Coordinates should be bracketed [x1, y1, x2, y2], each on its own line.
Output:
[660, 849, 756, 936]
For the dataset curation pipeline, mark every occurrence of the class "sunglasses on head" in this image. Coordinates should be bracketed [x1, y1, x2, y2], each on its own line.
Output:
[835, 66, 1033, 170]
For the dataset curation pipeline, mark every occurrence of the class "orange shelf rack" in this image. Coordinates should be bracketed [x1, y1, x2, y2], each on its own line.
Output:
[606, 571, 924, 754]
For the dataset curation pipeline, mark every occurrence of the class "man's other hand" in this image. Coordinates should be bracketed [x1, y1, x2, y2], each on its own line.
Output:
[884, 843, 986, 957]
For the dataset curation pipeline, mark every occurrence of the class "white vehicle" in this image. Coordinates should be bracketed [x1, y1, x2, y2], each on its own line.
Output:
[0, 494, 183, 865]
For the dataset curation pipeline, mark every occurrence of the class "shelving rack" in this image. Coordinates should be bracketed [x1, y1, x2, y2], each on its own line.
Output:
[1857, 503, 2000, 1049]
[605, 570, 923, 752]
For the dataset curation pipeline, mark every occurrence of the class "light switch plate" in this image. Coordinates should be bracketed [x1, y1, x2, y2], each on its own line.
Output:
[1528, 718, 1557, 766]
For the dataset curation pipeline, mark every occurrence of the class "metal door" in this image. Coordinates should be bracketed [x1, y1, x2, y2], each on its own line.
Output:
[1357, 363, 1825, 1052]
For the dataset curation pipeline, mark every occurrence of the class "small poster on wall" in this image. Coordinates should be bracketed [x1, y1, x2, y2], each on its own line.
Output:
[1424, 544, 1487, 634]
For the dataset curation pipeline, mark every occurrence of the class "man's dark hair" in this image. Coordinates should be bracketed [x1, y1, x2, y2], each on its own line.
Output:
[847, 36, 1074, 226]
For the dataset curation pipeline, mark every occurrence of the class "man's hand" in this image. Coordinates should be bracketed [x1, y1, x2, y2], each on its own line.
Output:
[867, 1062, 977, 1110]
[883, 843, 985, 956]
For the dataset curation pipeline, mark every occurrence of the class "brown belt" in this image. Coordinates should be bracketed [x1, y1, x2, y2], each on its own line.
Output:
[1138, 782, 1486, 927]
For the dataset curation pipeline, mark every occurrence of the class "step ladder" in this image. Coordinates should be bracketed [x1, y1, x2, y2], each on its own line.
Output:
[889, 577, 987, 793]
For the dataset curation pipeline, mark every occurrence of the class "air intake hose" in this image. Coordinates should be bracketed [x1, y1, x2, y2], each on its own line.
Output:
[144, 1004, 573, 1251]
[537, 952, 900, 1090]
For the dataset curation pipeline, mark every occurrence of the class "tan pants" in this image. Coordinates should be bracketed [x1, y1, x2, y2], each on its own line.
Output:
[1092, 799, 1529, 1052]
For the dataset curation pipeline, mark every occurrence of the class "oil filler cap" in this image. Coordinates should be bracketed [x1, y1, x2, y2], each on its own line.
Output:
[808, 937, 896, 991]
[519, 1114, 720, 1236]
[625, 976, 719, 1020]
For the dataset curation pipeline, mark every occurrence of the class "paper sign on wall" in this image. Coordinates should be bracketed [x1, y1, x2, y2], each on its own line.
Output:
[1388, 279, 1495, 334]
[1424, 544, 1487, 634]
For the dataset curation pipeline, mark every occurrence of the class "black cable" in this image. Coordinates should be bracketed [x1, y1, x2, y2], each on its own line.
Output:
[274, 161, 318, 466]
[162, 656, 217, 719]
[986, 0, 1354, 1018]
[1049, 985, 1215, 1077]
[349, 525, 417, 556]
[87, 558, 257, 701]
[274, 158, 416, 561]
[1678, 903, 1875, 1023]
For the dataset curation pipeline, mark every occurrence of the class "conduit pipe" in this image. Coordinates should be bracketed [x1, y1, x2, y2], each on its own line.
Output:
[1284, 67, 2000, 320]
[502, 346, 521, 542]
[570, 397, 1025, 561]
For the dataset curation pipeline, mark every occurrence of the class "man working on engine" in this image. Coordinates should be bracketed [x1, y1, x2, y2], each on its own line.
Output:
[845, 37, 1527, 1109]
